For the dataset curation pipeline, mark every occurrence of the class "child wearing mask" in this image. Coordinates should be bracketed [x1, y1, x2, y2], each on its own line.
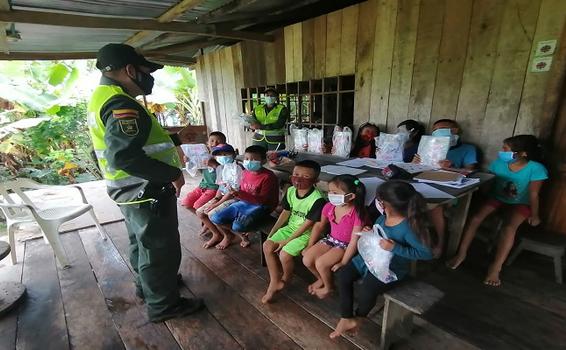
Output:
[262, 160, 327, 304]
[447, 135, 547, 287]
[180, 131, 226, 208]
[209, 145, 279, 249]
[197, 144, 240, 249]
[302, 175, 367, 299]
[351, 123, 380, 158]
[331, 181, 432, 339]
[396, 119, 425, 163]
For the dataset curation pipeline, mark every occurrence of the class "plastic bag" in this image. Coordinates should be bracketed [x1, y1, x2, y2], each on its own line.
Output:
[181, 144, 210, 177]
[219, 162, 242, 191]
[236, 113, 259, 127]
[375, 133, 408, 162]
[417, 135, 450, 168]
[357, 224, 398, 283]
[289, 124, 308, 152]
[332, 126, 352, 157]
[307, 128, 324, 154]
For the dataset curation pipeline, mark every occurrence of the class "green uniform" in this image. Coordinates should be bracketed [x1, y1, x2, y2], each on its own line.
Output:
[87, 76, 183, 319]
[252, 103, 288, 151]
[269, 186, 325, 256]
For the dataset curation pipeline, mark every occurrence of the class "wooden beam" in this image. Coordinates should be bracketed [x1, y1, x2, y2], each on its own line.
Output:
[147, 38, 228, 55]
[125, 0, 206, 46]
[0, 9, 273, 42]
[196, 0, 260, 24]
[0, 51, 196, 65]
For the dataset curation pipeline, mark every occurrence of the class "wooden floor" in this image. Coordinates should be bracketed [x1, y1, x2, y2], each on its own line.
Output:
[1, 206, 566, 349]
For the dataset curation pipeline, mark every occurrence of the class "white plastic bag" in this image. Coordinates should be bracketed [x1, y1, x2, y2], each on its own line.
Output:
[375, 133, 408, 162]
[289, 124, 308, 152]
[219, 162, 242, 191]
[236, 113, 258, 127]
[181, 143, 210, 177]
[332, 126, 352, 157]
[307, 128, 324, 154]
[417, 135, 450, 168]
[357, 224, 398, 283]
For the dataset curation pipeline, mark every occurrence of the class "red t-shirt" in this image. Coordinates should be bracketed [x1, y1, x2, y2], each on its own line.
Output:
[237, 168, 279, 210]
[357, 144, 373, 158]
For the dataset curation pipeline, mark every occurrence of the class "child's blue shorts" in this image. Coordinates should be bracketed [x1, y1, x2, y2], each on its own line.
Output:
[209, 200, 268, 232]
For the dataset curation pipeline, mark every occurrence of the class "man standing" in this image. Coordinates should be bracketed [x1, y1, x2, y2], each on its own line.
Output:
[87, 43, 203, 322]
[250, 88, 288, 150]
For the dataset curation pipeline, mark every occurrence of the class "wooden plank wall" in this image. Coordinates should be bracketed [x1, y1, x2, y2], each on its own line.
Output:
[195, 0, 566, 163]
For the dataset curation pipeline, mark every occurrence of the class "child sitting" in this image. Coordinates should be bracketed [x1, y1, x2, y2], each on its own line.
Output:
[447, 135, 548, 286]
[196, 143, 239, 249]
[302, 175, 367, 299]
[180, 131, 226, 208]
[351, 122, 380, 158]
[397, 119, 425, 163]
[413, 119, 478, 256]
[330, 181, 433, 339]
[262, 160, 327, 304]
[209, 145, 279, 248]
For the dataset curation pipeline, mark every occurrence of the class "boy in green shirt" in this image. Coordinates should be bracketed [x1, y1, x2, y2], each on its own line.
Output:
[262, 160, 326, 304]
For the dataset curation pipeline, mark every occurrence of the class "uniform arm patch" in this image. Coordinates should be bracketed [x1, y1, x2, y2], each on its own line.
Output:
[118, 119, 139, 136]
[112, 109, 139, 119]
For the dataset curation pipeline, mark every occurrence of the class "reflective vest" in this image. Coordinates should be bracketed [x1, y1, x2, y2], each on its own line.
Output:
[87, 84, 181, 189]
[286, 186, 325, 235]
[254, 104, 285, 136]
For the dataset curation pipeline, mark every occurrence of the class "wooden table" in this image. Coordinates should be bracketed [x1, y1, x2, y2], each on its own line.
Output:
[0, 241, 26, 317]
[268, 152, 495, 257]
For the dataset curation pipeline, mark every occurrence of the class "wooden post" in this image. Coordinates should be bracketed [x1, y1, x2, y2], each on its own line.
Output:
[380, 298, 414, 350]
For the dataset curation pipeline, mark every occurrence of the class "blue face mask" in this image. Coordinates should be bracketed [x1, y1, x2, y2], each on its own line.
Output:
[265, 96, 277, 106]
[215, 155, 233, 165]
[243, 159, 262, 171]
[498, 151, 516, 163]
[431, 128, 452, 138]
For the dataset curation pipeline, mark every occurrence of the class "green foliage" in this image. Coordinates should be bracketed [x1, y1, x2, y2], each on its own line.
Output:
[158, 67, 202, 125]
[0, 60, 101, 185]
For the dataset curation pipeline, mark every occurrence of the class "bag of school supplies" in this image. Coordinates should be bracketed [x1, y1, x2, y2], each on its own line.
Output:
[417, 135, 450, 168]
[375, 133, 408, 162]
[237, 113, 259, 127]
[357, 224, 398, 283]
[219, 162, 243, 191]
[307, 128, 324, 154]
[181, 143, 210, 177]
[289, 124, 308, 152]
[332, 126, 352, 157]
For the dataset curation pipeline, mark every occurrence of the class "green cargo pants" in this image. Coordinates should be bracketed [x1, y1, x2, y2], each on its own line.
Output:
[119, 191, 181, 318]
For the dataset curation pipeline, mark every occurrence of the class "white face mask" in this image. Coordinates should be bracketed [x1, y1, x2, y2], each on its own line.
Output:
[375, 199, 385, 215]
[328, 193, 351, 207]
[450, 134, 460, 147]
[398, 125, 412, 135]
[265, 96, 277, 106]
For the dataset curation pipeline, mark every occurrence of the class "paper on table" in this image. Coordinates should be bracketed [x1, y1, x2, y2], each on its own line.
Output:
[321, 165, 367, 176]
[411, 183, 455, 199]
[393, 163, 435, 174]
[364, 159, 391, 169]
[359, 177, 386, 206]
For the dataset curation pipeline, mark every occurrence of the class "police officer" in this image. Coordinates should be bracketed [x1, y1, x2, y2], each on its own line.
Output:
[250, 88, 288, 150]
[87, 43, 203, 323]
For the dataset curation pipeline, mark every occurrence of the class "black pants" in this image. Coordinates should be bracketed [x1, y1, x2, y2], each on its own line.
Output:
[336, 260, 397, 318]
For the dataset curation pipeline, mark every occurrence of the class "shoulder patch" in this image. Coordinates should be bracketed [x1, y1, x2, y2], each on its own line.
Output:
[112, 109, 139, 119]
[119, 119, 139, 136]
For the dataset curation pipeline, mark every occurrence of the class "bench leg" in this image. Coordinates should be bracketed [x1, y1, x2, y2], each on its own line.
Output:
[259, 231, 268, 267]
[553, 255, 563, 284]
[505, 239, 525, 266]
[380, 299, 414, 350]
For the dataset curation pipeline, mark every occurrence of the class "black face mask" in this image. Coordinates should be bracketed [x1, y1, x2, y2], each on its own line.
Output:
[131, 66, 154, 95]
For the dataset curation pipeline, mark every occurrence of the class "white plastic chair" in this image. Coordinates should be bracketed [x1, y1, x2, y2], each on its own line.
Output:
[0, 178, 108, 268]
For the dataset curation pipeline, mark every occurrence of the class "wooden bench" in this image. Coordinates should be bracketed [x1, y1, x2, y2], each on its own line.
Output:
[254, 214, 278, 266]
[381, 280, 443, 349]
[507, 229, 566, 284]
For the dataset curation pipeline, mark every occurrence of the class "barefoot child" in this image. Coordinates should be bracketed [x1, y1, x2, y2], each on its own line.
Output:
[302, 175, 367, 299]
[262, 160, 327, 304]
[197, 144, 239, 249]
[447, 135, 547, 286]
[210, 145, 279, 248]
[330, 181, 433, 340]
[181, 131, 226, 237]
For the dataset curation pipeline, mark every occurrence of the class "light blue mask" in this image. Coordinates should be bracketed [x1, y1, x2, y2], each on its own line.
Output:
[265, 96, 277, 106]
[207, 167, 215, 173]
[432, 128, 452, 138]
[498, 151, 516, 163]
[215, 156, 233, 165]
[243, 159, 262, 171]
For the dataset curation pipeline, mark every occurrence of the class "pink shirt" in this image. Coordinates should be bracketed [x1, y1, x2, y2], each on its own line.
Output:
[322, 202, 363, 243]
